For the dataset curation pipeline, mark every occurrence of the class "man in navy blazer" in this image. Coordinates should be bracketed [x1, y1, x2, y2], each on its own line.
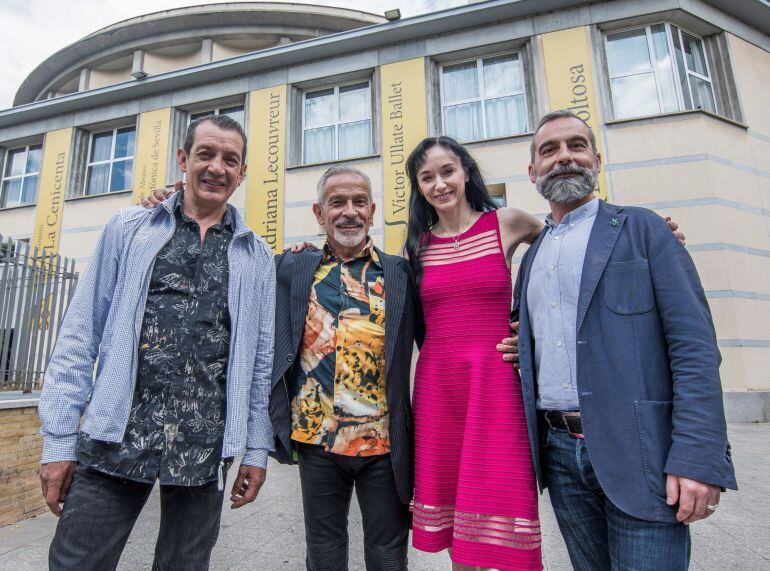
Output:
[507, 110, 737, 570]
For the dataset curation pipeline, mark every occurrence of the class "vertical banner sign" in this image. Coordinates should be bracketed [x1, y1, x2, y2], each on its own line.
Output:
[246, 85, 287, 252]
[380, 58, 428, 253]
[541, 27, 608, 199]
[131, 108, 171, 204]
[33, 128, 73, 255]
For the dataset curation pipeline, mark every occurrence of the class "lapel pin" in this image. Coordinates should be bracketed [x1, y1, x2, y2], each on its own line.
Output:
[611, 218, 619, 227]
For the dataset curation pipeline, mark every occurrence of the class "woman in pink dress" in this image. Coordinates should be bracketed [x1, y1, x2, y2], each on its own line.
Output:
[404, 136, 544, 571]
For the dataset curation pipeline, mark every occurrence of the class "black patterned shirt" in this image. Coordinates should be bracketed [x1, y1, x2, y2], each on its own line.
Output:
[77, 197, 234, 486]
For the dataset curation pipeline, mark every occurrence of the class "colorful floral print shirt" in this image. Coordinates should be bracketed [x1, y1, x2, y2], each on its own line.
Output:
[77, 198, 233, 486]
[290, 239, 389, 456]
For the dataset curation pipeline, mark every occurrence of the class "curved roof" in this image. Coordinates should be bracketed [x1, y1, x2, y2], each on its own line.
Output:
[14, 2, 385, 106]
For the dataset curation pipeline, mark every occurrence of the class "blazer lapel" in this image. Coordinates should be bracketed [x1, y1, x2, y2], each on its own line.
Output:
[290, 249, 323, 352]
[576, 201, 626, 333]
[379, 248, 406, 375]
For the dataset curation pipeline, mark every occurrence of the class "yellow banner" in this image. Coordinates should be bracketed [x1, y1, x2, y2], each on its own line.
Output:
[246, 85, 287, 252]
[541, 27, 607, 199]
[32, 128, 73, 255]
[380, 58, 428, 253]
[131, 108, 171, 204]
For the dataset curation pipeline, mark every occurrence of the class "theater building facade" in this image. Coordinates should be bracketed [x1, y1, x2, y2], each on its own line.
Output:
[0, 0, 768, 419]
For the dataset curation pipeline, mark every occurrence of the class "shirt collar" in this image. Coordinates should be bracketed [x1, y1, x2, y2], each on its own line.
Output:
[175, 192, 235, 232]
[545, 197, 600, 232]
[323, 237, 380, 265]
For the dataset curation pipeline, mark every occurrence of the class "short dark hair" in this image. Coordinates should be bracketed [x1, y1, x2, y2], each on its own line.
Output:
[183, 114, 248, 159]
[529, 110, 597, 162]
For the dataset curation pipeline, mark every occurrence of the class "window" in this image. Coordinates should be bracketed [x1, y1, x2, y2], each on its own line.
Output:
[606, 23, 716, 120]
[488, 183, 507, 208]
[303, 82, 371, 164]
[441, 53, 528, 142]
[84, 127, 136, 196]
[190, 105, 245, 128]
[1, 145, 42, 208]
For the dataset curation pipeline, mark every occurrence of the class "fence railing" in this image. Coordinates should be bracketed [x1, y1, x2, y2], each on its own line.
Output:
[0, 234, 78, 392]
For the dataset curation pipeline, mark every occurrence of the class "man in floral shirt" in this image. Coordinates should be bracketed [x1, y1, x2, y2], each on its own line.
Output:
[39, 115, 275, 570]
[270, 166, 422, 570]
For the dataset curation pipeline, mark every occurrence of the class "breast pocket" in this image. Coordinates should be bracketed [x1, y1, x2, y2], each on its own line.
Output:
[603, 259, 654, 315]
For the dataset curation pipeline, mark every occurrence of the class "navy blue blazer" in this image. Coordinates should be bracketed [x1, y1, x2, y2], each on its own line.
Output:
[514, 200, 737, 522]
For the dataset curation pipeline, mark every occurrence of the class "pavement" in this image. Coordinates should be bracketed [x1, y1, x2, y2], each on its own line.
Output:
[0, 423, 768, 570]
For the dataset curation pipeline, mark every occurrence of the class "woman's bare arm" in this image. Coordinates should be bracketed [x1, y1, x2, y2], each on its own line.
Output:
[496, 207, 544, 267]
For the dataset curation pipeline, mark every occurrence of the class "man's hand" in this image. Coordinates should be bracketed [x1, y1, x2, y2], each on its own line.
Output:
[230, 464, 266, 509]
[666, 474, 721, 524]
[497, 320, 520, 368]
[665, 216, 686, 246]
[288, 241, 317, 253]
[40, 461, 77, 516]
[140, 180, 183, 209]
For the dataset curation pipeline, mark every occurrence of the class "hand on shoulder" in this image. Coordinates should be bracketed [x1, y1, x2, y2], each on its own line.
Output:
[139, 180, 183, 209]
[286, 241, 319, 254]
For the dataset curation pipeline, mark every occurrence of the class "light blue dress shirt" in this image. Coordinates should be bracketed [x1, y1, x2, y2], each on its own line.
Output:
[527, 198, 599, 410]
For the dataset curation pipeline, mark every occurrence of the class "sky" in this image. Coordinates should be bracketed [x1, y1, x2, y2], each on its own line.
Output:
[0, 0, 468, 110]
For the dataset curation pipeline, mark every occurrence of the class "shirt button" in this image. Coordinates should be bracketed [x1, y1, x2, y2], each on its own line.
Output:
[550, 302, 558, 308]
[548, 265, 555, 271]
[562, 383, 570, 389]
[554, 236, 561, 240]
[556, 340, 563, 347]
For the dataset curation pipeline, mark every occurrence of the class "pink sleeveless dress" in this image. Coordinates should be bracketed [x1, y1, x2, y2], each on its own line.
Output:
[412, 211, 541, 570]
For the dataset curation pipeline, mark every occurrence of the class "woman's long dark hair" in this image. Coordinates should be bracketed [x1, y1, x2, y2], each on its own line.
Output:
[404, 136, 500, 284]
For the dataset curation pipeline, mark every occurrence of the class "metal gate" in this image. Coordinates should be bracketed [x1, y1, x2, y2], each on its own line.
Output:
[0, 234, 78, 392]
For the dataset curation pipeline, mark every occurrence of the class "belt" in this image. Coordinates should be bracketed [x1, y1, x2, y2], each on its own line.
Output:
[543, 410, 584, 438]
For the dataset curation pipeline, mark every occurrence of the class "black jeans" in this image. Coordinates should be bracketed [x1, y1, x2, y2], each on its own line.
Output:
[297, 443, 409, 571]
[49, 466, 225, 571]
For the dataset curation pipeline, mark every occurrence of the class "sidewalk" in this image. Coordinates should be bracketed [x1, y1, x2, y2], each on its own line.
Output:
[1, 424, 768, 570]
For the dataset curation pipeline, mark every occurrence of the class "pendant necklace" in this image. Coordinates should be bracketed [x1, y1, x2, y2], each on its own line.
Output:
[444, 211, 473, 250]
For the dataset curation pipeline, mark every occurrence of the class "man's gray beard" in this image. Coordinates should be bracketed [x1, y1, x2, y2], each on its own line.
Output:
[536, 163, 598, 204]
[332, 227, 367, 247]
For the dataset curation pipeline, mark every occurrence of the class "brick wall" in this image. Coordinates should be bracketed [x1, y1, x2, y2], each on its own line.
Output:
[0, 402, 46, 526]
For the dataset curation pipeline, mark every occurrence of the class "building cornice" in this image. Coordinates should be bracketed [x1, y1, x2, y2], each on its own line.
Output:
[1, 0, 767, 129]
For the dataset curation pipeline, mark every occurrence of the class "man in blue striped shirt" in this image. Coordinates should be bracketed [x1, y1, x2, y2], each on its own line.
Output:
[38, 115, 276, 570]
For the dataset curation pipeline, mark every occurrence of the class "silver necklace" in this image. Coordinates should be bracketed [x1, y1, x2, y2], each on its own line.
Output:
[443, 211, 473, 250]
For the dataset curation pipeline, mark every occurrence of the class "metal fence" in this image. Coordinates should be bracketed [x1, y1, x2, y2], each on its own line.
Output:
[0, 234, 78, 392]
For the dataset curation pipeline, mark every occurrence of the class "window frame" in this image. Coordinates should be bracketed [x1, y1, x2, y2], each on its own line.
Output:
[604, 22, 717, 120]
[438, 51, 529, 143]
[671, 24, 716, 112]
[189, 104, 246, 126]
[300, 80, 373, 165]
[83, 126, 136, 197]
[1, 144, 43, 209]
